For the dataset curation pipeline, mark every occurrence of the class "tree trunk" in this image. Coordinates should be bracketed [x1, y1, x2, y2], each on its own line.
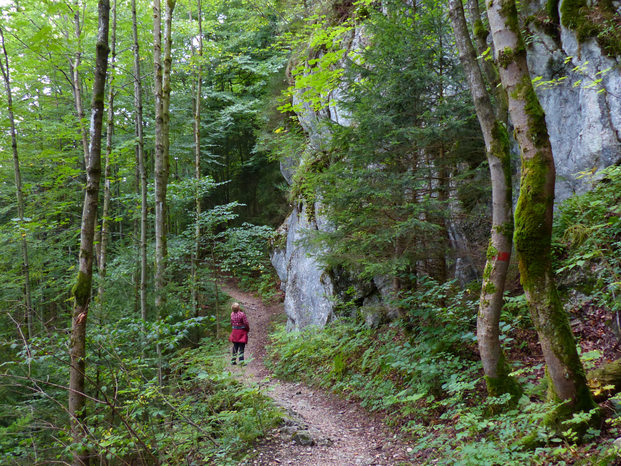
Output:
[486, 0, 597, 425]
[191, 0, 203, 334]
[448, 0, 520, 401]
[436, 147, 449, 284]
[211, 242, 220, 339]
[68, 2, 90, 171]
[0, 28, 33, 340]
[153, 0, 175, 385]
[153, 0, 175, 317]
[131, 0, 148, 322]
[466, 0, 508, 122]
[99, 0, 116, 305]
[68, 2, 109, 464]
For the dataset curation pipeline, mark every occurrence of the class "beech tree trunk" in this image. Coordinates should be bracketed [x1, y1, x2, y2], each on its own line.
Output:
[68, 2, 90, 170]
[68, 1, 109, 463]
[99, 0, 116, 304]
[153, 0, 175, 316]
[131, 0, 148, 322]
[0, 28, 33, 340]
[486, 0, 597, 424]
[153, 0, 164, 314]
[153, 0, 175, 384]
[191, 0, 203, 328]
[448, 0, 520, 400]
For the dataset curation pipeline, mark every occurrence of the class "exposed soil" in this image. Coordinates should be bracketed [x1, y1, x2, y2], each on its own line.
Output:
[220, 282, 415, 466]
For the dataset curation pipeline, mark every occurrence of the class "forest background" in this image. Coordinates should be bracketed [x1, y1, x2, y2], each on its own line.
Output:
[0, 0, 620, 464]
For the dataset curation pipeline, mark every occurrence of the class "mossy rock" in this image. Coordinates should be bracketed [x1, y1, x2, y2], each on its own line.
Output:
[560, 0, 621, 58]
[291, 430, 315, 446]
[588, 359, 621, 401]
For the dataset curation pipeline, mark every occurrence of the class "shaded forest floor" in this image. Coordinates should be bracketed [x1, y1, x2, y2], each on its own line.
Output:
[220, 282, 414, 465]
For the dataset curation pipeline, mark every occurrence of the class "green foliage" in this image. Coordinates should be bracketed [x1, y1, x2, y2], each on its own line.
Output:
[554, 165, 621, 310]
[277, 14, 354, 113]
[267, 297, 618, 464]
[267, 278, 480, 419]
[1, 318, 280, 463]
[170, 0, 290, 227]
[0, 0, 285, 462]
[216, 222, 279, 301]
[281, 0, 487, 285]
[1, 0, 619, 462]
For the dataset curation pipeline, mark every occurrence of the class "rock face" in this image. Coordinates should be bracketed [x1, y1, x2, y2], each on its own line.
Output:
[271, 203, 335, 331]
[272, 5, 621, 330]
[270, 27, 363, 331]
[527, 7, 621, 200]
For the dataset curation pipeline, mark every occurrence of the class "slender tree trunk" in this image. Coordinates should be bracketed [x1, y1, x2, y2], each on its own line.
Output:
[486, 0, 597, 424]
[153, 0, 165, 314]
[162, 0, 175, 214]
[153, 0, 175, 384]
[99, 0, 117, 305]
[68, 3, 89, 170]
[68, 1, 110, 463]
[191, 0, 203, 332]
[436, 146, 449, 284]
[448, 0, 520, 400]
[0, 28, 33, 340]
[153, 0, 165, 386]
[153, 0, 175, 316]
[131, 0, 148, 322]
[211, 242, 220, 339]
[465, 0, 508, 123]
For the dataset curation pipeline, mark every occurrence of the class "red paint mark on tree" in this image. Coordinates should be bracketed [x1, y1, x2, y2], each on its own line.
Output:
[497, 251, 510, 262]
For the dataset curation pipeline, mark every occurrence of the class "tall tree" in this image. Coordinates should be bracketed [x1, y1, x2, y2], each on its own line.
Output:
[153, 0, 175, 384]
[486, 0, 597, 424]
[153, 0, 176, 316]
[68, 0, 110, 462]
[99, 0, 117, 304]
[67, 0, 90, 170]
[191, 0, 203, 325]
[447, 0, 520, 400]
[0, 27, 33, 339]
[131, 0, 148, 322]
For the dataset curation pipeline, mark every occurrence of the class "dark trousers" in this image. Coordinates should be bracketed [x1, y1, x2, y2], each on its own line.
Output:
[232, 342, 245, 364]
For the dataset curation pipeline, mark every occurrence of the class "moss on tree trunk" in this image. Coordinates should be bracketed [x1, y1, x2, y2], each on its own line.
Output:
[487, 0, 598, 430]
[448, 0, 521, 404]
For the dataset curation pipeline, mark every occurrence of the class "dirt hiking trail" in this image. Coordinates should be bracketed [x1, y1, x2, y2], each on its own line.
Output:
[221, 282, 414, 466]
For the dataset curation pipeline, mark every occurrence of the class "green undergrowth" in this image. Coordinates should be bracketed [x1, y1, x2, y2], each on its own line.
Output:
[161, 342, 283, 464]
[266, 317, 619, 464]
[216, 223, 281, 303]
[554, 165, 621, 309]
[0, 325, 281, 465]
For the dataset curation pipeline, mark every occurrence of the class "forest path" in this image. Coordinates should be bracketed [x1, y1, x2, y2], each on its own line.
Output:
[220, 282, 414, 466]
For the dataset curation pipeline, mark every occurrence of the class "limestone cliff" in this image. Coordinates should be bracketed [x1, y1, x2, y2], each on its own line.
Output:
[271, 1, 621, 330]
[527, 0, 621, 200]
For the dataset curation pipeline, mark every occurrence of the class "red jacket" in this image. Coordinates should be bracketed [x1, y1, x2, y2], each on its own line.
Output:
[229, 311, 249, 343]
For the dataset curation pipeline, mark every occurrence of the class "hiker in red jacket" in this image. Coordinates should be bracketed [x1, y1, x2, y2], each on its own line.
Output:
[229, 302, 250, 365]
